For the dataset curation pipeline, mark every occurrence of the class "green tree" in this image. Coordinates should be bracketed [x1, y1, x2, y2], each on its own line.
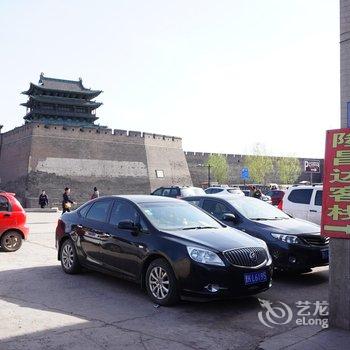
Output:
[244, 144, 273, 185]
[277, 157, 301, 184]
[207, 154, 229, 184]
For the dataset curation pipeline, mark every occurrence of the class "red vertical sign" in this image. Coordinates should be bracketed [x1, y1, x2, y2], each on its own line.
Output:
[322, 128, 350, 239]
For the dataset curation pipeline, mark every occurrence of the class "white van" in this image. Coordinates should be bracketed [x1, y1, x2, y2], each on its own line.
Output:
[279, 185, 322, 225]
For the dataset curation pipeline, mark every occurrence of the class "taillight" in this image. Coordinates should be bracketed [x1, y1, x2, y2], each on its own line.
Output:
[278, 198, 283, 210]
[57, 219, 65, 233]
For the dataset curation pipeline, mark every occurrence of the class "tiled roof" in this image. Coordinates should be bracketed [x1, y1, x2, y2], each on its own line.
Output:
[22, 74, 102, 97]
[21, 95, 102, 108]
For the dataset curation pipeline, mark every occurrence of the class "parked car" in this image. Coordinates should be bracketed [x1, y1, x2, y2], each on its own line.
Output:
[279, 185, 322, 225]
[0, 191, 29, 252]
[184, 195, 329, 272]
[56, 195, 272, 305]
[151, 186, 205, 198]
[265, 190, 285, 206]
[205, 186, 245, 196]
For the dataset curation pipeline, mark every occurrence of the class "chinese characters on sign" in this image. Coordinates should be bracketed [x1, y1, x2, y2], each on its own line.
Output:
[322, 128, 350, 238]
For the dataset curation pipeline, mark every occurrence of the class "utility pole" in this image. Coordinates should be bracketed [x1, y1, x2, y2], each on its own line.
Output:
[207, 164, 211, 188]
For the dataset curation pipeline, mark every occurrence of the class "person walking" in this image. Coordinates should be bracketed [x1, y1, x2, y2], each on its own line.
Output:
[249, 185, 256, 197]
[62, 187, 75, 213]
[91, 187, 99, 200]
[253, 188, 262, 200]
[38, 190, 49, 209]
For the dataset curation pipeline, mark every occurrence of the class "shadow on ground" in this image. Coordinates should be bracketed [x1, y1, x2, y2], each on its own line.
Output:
[0, 265, 329, 350]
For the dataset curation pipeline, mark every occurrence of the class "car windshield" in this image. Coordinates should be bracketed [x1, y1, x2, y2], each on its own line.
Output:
[181, 187, 205, 197]
[228, 197, 290, 220]
[139, 201, 221, 231]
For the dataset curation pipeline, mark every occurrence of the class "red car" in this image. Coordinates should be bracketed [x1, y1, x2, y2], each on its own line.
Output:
[0, 191, 29, 252]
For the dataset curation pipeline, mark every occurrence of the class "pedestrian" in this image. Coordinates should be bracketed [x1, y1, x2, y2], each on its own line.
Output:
[253, 188, 262, 200]
[62, 187, 75, 213]
[249, 185, 256, 197]
[91, 186, 99, 200]
[38, 190, 49, 209]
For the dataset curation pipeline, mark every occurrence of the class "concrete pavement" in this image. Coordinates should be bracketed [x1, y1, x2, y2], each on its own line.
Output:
[0, 212, 348, 349]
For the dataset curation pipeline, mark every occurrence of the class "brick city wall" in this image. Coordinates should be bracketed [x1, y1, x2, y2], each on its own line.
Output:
[185, 152, 324, 187]
[0, 123, 323, 207]
[0, 123, 191, 207]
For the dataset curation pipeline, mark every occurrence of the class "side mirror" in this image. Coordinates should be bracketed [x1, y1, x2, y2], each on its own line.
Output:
[222, 213, 238, 222]
[118, 220, 138, 231]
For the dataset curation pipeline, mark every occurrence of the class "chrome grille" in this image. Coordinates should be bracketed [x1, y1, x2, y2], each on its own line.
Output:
[223, 247, 267, 268]
[300, 235, 329, 246]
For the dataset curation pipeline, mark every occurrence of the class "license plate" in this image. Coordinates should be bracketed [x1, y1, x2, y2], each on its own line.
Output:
[321, 249, 329, 260]
[244, 271, 268, 285]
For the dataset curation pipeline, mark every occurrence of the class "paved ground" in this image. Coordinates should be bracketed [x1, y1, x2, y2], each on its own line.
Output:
[0, 212, 346, 350]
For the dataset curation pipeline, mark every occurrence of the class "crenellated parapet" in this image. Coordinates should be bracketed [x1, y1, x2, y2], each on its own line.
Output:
[1, 123, 182, 147]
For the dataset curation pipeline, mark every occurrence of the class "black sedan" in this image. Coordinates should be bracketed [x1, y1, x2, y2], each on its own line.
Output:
[55, 195, 272, 305]
[184, 195, 329, 272]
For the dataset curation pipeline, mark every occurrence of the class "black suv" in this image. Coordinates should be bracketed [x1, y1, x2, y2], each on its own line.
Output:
[151, 186, 205, 198]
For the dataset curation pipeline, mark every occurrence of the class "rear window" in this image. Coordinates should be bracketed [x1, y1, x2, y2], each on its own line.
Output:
[0, 195, 10, 211]
[288, 189, 313, 205]
[169, 188, 179, 197]
[314, 190, 323, 206]
[162, 188, 171, 196]
[152, 188, 163, 196]
[210, 188, 223, 194]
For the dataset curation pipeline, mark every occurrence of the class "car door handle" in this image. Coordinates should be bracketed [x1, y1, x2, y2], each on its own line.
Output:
[310, 210, 317, 213]
[98, 233, 111, 239]
[3, 213, 11, 217]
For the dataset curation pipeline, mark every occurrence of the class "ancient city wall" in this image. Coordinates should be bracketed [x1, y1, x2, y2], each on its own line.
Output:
[0, 123, 191, 207]
[144, 133, 192, 190]
[0, 125, 34, 201]
[185, 152, 324, 186]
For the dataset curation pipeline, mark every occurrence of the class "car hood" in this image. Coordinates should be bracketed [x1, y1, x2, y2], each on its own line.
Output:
[252, 218, 320, 235]
[164, 227, 266, 252]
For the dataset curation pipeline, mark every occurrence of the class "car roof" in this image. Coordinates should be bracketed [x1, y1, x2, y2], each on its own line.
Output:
[287, 185, 323, 190]
[0, 191, 15, 196]
[206, 186, 240, 190]
[185, 194, 249, 201]
[97, 194, 182, 204]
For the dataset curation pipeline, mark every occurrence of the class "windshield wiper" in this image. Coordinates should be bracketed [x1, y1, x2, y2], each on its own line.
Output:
[250, 218, 275, 221]
[251, 217, 287, 221]
[182, 226, 218, 230]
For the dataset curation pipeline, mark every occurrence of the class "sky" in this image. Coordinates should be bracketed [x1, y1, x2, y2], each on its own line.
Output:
[0, 0, 340, 158]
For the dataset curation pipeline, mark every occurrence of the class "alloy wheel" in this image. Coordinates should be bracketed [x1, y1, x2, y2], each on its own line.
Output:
[149, 266, 170, 300]
[62, 243, 74, 270]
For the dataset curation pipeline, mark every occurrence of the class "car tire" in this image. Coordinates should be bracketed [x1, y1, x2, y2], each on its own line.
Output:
[145, 258, 179, 306]
[60, 239, 81, 274]
[0, 231, 22, 252]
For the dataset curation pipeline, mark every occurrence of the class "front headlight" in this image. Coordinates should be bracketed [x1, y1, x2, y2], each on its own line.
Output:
[186, 246, 225, 266]
[271, 233, 300, 244]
